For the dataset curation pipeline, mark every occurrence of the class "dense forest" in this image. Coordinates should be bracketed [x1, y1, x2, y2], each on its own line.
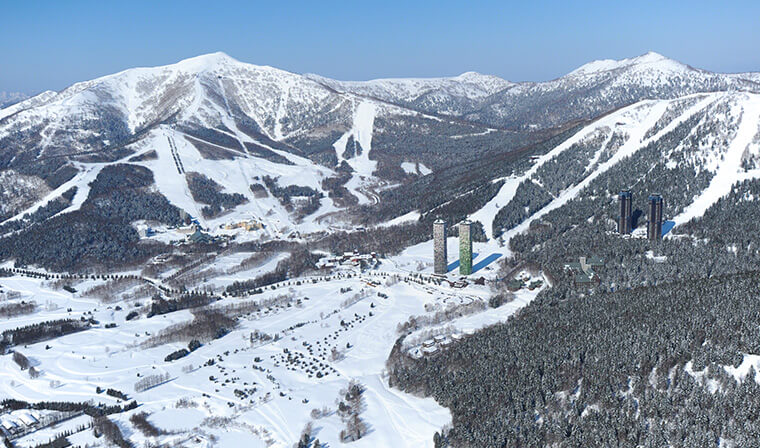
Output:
[0, 164, 180, 271]
[362, 122, 584, 225]
[385, 107, 760, 446]
[185, 171, 248, 218]
[390, 271, 760, 447]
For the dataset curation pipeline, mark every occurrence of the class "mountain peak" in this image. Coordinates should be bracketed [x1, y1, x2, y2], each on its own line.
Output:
[174, 51, 239, 71]
[454, 71, 488, 80]
[452, 71, 509, 84]
[634, 51, 668, 63]
[567, 51, 689, 77]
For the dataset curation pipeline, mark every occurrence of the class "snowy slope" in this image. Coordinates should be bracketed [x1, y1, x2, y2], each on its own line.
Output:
[0, 90, 56, 121]
[0, 252, 542, 447]
[672, 94, 760, 225]
[2, 51, 760, 238]
[469, 91, 760, 246]
[468, 52, 760, 129]
[306, 71, 514, 116]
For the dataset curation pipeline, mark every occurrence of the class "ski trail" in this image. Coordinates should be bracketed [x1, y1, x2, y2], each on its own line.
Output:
[496, 94, 716, 249]
[471, 95, 716, 241]
[182, 76, 206, 121]
[217, 75, 234, 118]
[672, 94, 760, 226]
[328, 100, 378, 205]
[152, 127, 206, 225]
[333, 131, 351, 162]
[331, 100, 377, 173]
[469, 111, 621, 239]
[350, 101, 377, 177]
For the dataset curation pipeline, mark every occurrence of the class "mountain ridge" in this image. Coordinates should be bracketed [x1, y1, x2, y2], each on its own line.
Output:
[1, 51, 759, 261]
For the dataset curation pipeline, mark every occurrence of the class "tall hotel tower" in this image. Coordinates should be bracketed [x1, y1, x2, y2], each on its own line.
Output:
[647, 194, 663, 241]
[618, 190, 633, 234]
[433, 219, 448, 275]
[459, 220, 473, 275]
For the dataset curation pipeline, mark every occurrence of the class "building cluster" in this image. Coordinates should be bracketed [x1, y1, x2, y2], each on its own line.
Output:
[223, 219, 263, 231]
[317, 251, 378, 269]
[412, 333, 466, 357]
[565, 256, 604, 286]
[618, 190, 664, 241]
[0, 409, 42, 439]
[433, 219, 473, 276]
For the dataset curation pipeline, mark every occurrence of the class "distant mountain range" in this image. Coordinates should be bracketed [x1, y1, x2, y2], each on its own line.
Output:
[4, 51, 758, 166]
[310, 52, 760, 128]
[0, 51, 759, 267]
[0, 91, 29, 109]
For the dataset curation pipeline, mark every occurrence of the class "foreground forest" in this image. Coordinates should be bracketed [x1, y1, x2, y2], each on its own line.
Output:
[388, 177, 760, 448]
[390, 270, 760, 447]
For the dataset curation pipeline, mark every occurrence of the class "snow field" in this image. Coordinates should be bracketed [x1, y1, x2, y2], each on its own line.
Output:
[0, 252, 542, 448]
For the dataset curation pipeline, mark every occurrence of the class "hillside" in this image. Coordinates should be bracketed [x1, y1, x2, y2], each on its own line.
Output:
[3, 51, 760, 447]
[310, 52, 760, 130]
[3, 52, 759, 250]
[472, 91, 760, 240]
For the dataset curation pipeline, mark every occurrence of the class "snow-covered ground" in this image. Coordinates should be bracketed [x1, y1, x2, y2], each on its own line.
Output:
[0, 242, 539, 447]
[400, 162, 432, 176]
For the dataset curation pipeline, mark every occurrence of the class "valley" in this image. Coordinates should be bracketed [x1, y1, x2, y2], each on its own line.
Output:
[1, 50, 760, 447]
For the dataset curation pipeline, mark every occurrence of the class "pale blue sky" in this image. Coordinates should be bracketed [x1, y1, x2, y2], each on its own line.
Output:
[2, 0, 759, 94]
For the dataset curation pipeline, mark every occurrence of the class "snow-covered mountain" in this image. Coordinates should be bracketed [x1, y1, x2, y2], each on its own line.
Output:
[0, 52, 520, 235]
[7, 51, 755, 170]
[468, 90, 760, 243]
[0, 52, 502, 191]
[466, 52, 760, 129]
[0, 54, 402, 230]
[1, 52, 348, 158]
[307, 52, 760, 129]
[305, 71, 514, 116]
[1, 51, 759, 245]
[0, 91, 29, 109]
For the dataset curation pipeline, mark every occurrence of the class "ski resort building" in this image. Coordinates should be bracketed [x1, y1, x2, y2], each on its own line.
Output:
[564, 256, 604, 287]
[177, 223, 201, 235]
[316, 251, 378, 268]
[188, 229, 213, 244]
[618, 190, 633, 234]
[223, 219, 263, 231]
[647, 194, 663, 241]
[433, 219, 448, 275]
[459, 220, 473, 275]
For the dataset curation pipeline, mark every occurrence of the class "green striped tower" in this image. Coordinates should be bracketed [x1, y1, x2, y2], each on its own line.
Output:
[459, 220, 472, 275]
